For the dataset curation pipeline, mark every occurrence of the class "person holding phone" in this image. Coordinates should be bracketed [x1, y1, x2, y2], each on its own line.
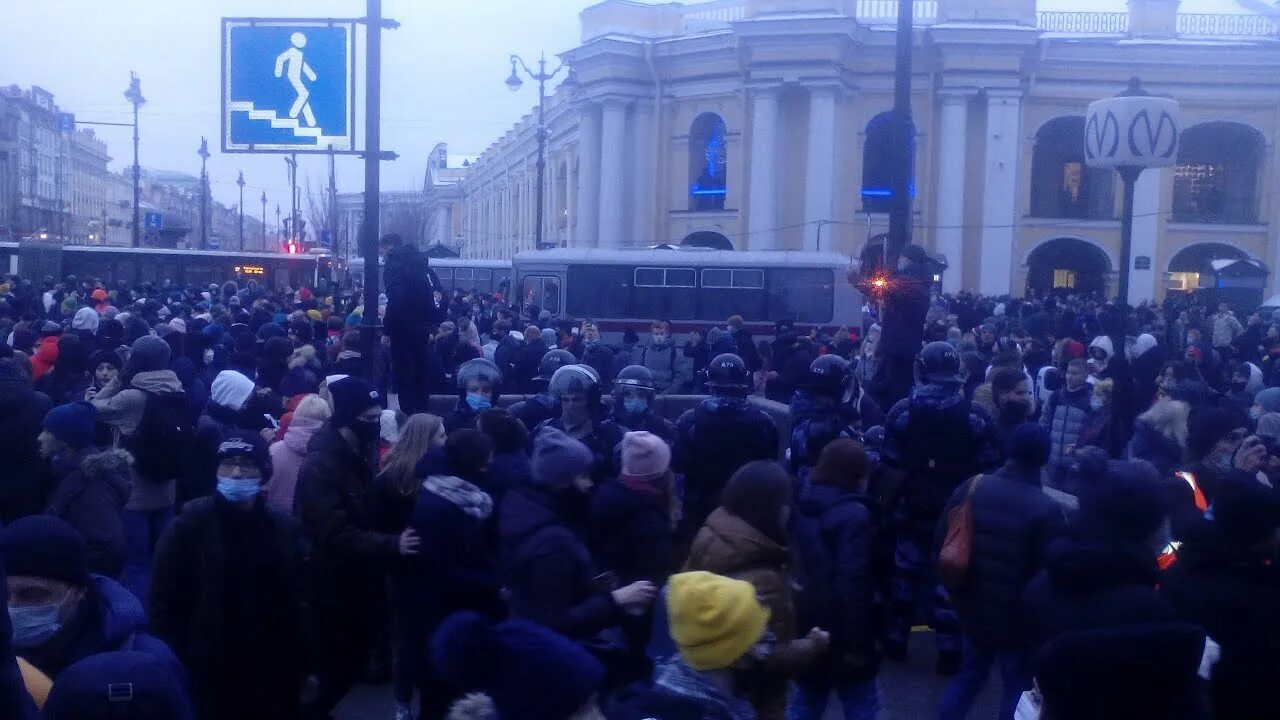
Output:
[1175, 407, 1269, 537]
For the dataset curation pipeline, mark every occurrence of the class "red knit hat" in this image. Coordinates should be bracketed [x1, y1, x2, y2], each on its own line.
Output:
[1063, 339, 1085, 360]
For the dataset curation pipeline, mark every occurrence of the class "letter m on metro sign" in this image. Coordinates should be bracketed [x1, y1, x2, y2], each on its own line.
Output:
[222, 18, 355, 154]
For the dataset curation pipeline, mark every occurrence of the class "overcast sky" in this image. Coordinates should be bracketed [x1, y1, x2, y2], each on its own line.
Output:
[2, 0, 602, 216]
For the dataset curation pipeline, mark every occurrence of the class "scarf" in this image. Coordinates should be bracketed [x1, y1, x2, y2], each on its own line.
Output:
[421, 474, 493, 520]
[620, 474, 665, 500]
[652, 657, 753, 720]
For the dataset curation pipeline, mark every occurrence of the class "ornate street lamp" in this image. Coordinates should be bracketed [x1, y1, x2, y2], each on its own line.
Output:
[505, 53, 567, 250]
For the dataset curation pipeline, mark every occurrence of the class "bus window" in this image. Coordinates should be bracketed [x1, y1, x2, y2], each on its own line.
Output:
[435, 268, 453, 290]
[522, 275, 561, 316]
[633, 266, 696, 320]
[700, 268, 766, 320]
[567, 265, 629, 318]
[475, 269, 492, 293]
[768, 268, 834, 324]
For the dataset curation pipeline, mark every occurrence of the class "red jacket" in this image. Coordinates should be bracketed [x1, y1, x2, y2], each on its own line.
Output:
[31, 336, 59, 380]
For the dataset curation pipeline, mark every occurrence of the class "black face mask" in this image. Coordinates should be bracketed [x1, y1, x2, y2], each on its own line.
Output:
[1232, 380, 1249, 392]
[352, 419, 380, 447]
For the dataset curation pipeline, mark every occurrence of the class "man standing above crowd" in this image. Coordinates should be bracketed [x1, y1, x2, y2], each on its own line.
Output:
[381, 233, 442, 415]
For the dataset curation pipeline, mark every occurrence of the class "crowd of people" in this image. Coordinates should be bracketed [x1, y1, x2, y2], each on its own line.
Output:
[0, 233, 1276, 720]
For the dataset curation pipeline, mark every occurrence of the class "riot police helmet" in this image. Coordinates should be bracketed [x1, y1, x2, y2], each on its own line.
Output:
[537, 348, 578, 380]
[915, 341, 963, 385]
[706, 353, 749, 391]
[456, 357, 503, 392]
[805, 355, 850, 397]
[547, 363, 602, 400]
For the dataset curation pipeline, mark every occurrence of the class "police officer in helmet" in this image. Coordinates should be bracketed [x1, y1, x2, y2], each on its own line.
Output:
[612, 365, 677, 444]
[881, 340, 999, 672]
[446, 358, 503, 433]
[673, 353, 780, 540]
[789, 354, 861, 489]
[534, 364, 625, 481]
[508, 349, 576, 432]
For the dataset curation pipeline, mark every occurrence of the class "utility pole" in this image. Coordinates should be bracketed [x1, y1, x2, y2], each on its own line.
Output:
[362, 0, 396, 377]
[887, 0, 914, 262]
[275, 204, 281, 249]
[328, 148, 338, 257]
[124, 73, 145, 247]
[197, 137, 210, 249]
[288, 153, 299, 247]
[260, 191, 267, 251]
[236, 171, 245, 251]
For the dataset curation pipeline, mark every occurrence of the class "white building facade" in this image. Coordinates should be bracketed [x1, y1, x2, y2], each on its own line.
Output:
[458, 0, 1280, 304]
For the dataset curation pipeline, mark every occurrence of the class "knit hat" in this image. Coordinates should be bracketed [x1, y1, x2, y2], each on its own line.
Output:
[122, 335, 171, 378]
[1005, 422, 1051, 467]
[1256, 387, 1280, 414]
[90, 288, 108, 302]
[1062, 338, 1085, 361]
[431, 612, 605, 720]
[211, 369, 255, 411]
[1187, 406, 1246, 458]
[42, 651, 195, 720]
[620, 431, 670, 479]
[1256, 412, 1280, 442]
[215, 430, 272, 479]
[530, 426, 594, 490]
[43, 401, 97, 450]
[280, 366, 320, 399]
[72, 306, 99, 334]
[1208, 479, 1280, 547]
[0, 515, 89, 586]
[1077, 459, 1169, 544]
[327, 376, 380, 429]
[40, 320, 62, 337]
[306, 309, 323, 322]
[90, 349, 122, 371]
[666, 571, 770, 671]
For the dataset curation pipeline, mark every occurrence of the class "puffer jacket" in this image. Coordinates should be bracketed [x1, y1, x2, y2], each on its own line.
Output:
[0, 361, 53, 523]
[266, 414, 325, 514]
[1040, 385, 1093, 470]
[937, 461, 1066, 650]
[1127, 398, 1188, 479]
[47, 448, 131, 578]
[685, 507, 825, 720]
[639, 342, 690, 394]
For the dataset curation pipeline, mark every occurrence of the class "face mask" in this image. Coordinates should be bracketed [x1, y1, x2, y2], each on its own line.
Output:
[1232, 380, 1249, 392]
[353, 419, 381, 446]
[1216, 451, 1234, 474]
[623, 398, 648, 415]
[1003, 399, 1031, 419]
[217, 476, 261, 503]
[562, 404, 591, 427]
[583, 339, 597, 348]
[652, 334, 669, 346]
[1090, 396, 1104, 411]
[203, 348, 215, 364]
[1251, 406, 1264, 421]
[466, 392, 492, 411]
[9, 590, 72, 649]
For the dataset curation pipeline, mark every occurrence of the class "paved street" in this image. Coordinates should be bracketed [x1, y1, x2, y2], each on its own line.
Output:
[335, 630, 1000, 720]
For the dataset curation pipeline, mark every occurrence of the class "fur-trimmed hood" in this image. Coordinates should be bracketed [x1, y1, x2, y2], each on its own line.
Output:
[1136, 397, 1190, 447]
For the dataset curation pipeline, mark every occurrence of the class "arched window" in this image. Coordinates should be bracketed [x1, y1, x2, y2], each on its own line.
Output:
[689, 113, 728, 211]
[1174, 122, 1264, 224]
[1030, 116, 1114, 219]
[861, 111, 915, 214]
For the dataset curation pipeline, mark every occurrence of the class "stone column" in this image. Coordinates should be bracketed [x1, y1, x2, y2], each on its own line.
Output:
[935, 92, 969, 294]
[803, 86, 839, 251]
[598, 100, 628, 248]
[631, 103, 656, 248]
[748, 87, 780, 250]
[1128, 168, 1163, 305]
[576, 104, 601, 248]
[979, 90, 1022, 296]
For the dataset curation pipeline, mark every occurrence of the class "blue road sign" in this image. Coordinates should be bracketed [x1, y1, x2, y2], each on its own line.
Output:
[144, 212, 163, 231]
[57, 113, 75, 132]
[207, 235, 221, 250]
[222, 18, 355, 153]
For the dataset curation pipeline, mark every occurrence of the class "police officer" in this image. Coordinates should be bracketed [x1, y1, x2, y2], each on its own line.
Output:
[446, 358, 503, 433]
[789, 355, 861, 491]
[673, 353, 780, 540]
[882, 341, 999, 673]
[508, 349, 576, 432]
[534, 364, 626, 482]
[612, 365, 677, 444]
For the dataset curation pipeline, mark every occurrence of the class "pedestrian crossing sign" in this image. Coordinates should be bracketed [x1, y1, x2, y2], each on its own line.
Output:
[222, 18, 355, 153]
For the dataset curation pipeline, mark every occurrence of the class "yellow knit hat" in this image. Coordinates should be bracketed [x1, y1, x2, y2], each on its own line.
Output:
[666, 571, 770, 671]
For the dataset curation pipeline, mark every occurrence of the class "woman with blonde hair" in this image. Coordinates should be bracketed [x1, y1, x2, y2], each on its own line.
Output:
[377, 414, 447, 507]
[265, 393, 331, 514]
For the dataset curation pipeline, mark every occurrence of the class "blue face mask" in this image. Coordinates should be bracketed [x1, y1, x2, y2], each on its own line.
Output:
[217, 476, 261, 504]
[1216, 451, 1235, 474]
[624, 397, 648, 415]
[466, 392, 492, 411]
[9, 590, 72, 649]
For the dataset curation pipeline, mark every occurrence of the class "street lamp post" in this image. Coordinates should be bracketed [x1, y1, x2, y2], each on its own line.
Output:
[236, 171, 245, 251]
[505, 52, 566, 251]
[123, 73, 145, 248]
[284, 155, 298, 247]
[1085, 77, 1180, 305]
[261, 191, 267, 251]
[197, 137, 210, 249]
[275, 204, 281, 249]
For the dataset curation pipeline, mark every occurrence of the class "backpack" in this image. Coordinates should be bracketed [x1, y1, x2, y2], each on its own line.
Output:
[123, 391, 193, 484]
[938, 475, 983, 591]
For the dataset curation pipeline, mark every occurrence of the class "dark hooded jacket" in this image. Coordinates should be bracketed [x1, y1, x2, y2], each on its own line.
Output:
[47, 449, 131, 578]
[0, 360, 53, 523]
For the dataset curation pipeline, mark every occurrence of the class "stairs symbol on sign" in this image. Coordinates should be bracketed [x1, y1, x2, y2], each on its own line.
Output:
[227, 101, 349, 149]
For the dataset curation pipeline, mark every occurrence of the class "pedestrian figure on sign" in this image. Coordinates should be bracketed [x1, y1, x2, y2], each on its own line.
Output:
[275, 32, 317, 127]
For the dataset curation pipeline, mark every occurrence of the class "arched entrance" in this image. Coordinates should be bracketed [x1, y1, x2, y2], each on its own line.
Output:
[1025, 238, 1111, 297]
[1167, 242, 1266, 310]
[680, 231, 733, 250]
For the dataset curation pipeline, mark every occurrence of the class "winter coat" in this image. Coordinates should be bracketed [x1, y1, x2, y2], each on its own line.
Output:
[383, 243, 441, 339]
[0, 363, 53, 524]
[940, 463, 1065, 649]
[30, 336, 58, 379]
[590, 477, 676, 585]
[1212, 311, 1244, 349]
[639, 342, 689, 394]
[511, 338, 548, 393]
[684, 507, 824, 720]
[0, 559, 36, 720]
[266, 414, 324, 514]
[789, 392, 860, 490]
[89, 369, 185, 510]
[498, 485, 622, 640]
[19, 574, 184, 685]
[47, 448, 131, 578]
[1021, 530, 1175, 653]
[791, 483, 880, 684]
[296, 427, 400, 616]
[1127, 400, 1188, 480]
[673, 396, 780, 537]
[493, 333, 523, 382]
[191, 403, 246, 504]
[576, 342, 618, 389]
[533, 416, 627, 484]
[1039, 385, 1094, 471]
[732, 327, 760, 373]
[149, 495, 307, 720]
[485, 450, 531, 505]
[1162, 526, 1280, 719]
